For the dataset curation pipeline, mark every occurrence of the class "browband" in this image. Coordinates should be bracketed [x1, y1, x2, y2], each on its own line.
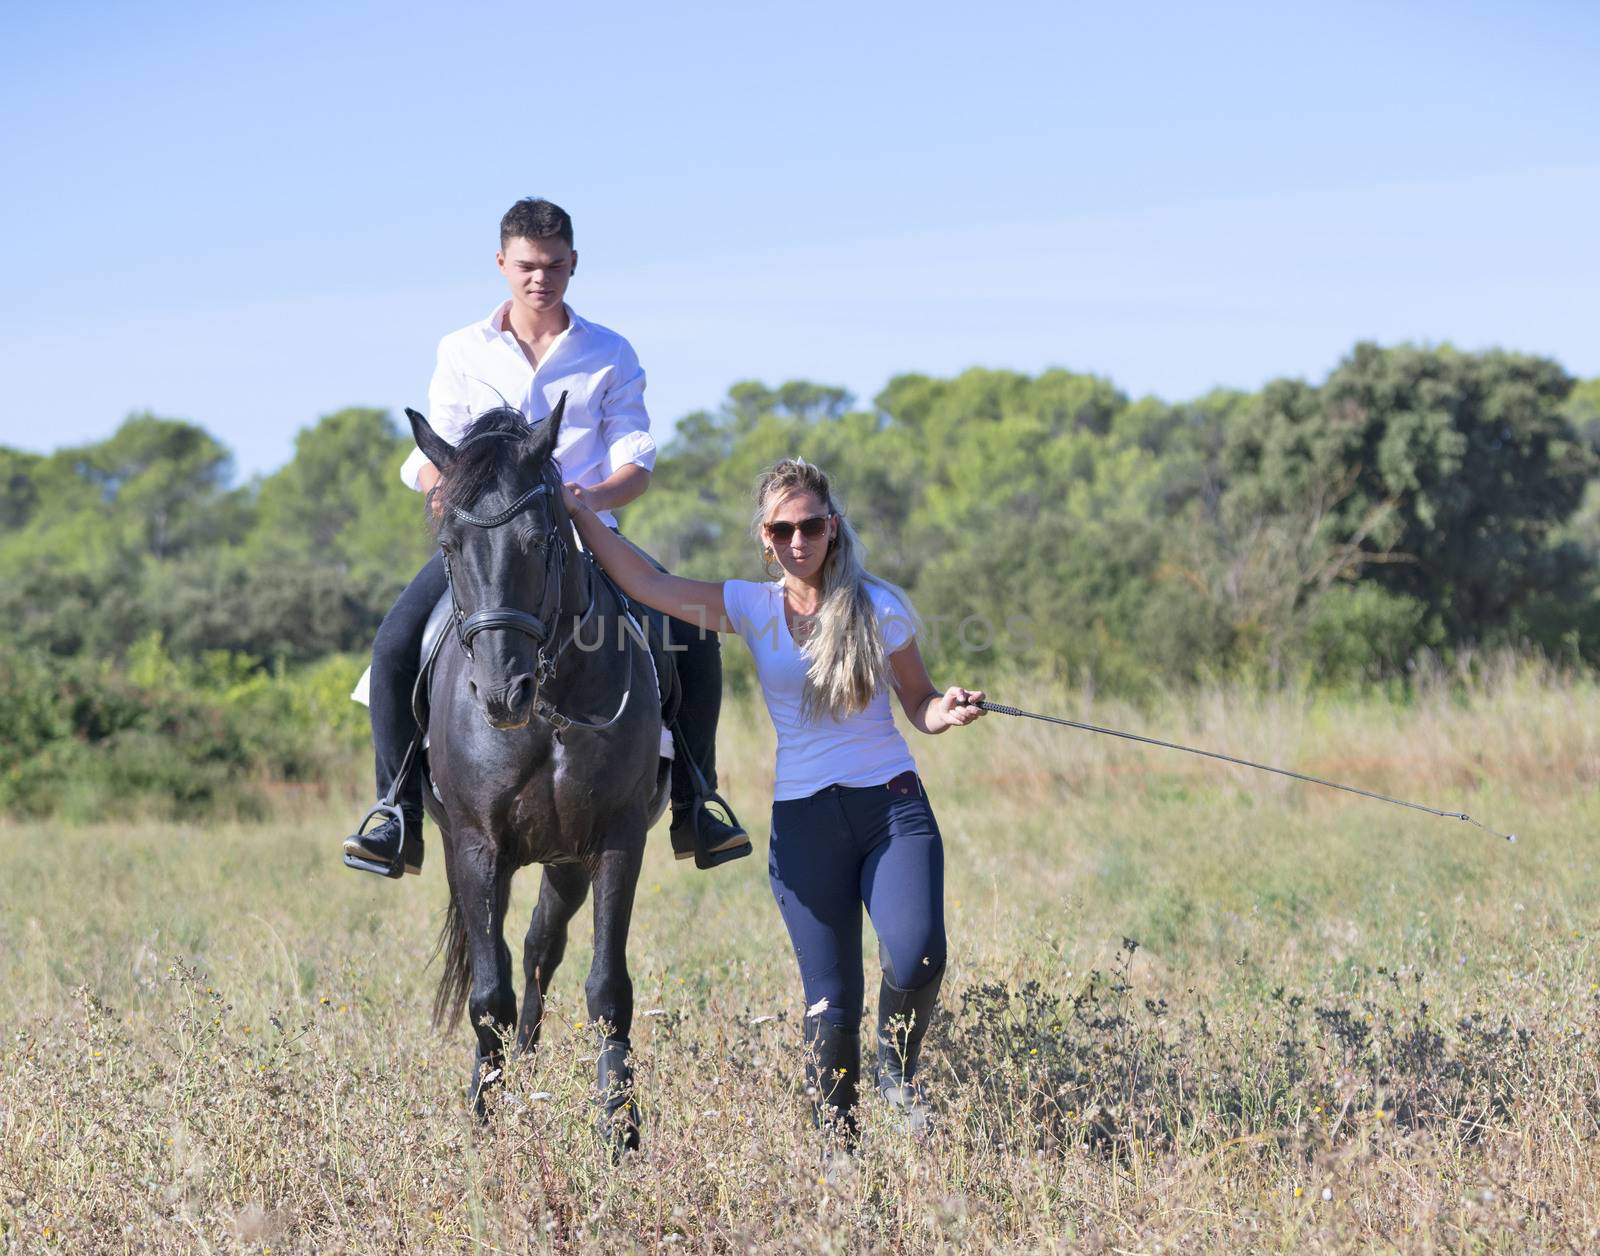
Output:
[451, 482, 551, 528]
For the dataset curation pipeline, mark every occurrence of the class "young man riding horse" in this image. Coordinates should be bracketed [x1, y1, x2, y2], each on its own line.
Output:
[342, 197, 748, 876]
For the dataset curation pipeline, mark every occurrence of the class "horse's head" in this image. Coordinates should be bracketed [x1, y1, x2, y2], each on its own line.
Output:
[408, 396, 570, 730]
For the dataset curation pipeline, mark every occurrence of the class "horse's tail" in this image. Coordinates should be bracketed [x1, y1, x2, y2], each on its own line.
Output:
[431, 897, 471, 1030]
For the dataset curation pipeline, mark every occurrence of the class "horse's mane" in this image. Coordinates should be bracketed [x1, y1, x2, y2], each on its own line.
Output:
[433, 407, 560, 518]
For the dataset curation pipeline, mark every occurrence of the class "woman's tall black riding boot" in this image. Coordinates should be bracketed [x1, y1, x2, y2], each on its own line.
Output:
[875, 964, 944, 1134]
[804, 1018, 860, 1144]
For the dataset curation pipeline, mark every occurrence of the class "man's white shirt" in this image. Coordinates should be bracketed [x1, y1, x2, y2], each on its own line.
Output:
[400, 300, 657, 528]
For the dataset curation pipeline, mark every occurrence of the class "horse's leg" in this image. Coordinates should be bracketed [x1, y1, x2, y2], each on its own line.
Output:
[453, 839, 516, 1115]
[516, 863, 591, 1053]
[587, 839, 646, 1154]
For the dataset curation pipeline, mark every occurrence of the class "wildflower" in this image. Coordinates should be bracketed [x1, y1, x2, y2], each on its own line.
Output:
[320, 996, 330, 1006]
[339, 1004, 349, 1013]
[573, 1020, 586, 1030]
[1294, 1186, 1304, 1198]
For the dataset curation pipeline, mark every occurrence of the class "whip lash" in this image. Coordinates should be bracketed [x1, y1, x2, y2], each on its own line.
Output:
[976, 700, 1517, 843]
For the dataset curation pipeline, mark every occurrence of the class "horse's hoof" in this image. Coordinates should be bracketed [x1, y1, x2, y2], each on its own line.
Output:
[468, 1063, 504, 1122]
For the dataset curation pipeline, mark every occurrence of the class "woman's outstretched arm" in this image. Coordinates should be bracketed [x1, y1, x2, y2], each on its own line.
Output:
[564, 484, 734, 634]
[887, 637, 987, 735]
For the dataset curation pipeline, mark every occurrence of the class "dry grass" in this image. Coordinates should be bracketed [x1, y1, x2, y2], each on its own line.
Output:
[4, 659, 1599, 1252]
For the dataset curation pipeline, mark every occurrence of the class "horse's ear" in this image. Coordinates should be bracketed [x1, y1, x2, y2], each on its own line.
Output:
[528, 391, 568, 466]
[407, 407, 456, 469]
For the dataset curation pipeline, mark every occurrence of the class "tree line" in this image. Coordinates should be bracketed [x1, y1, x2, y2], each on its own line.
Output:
[2, 342, 1596, 816]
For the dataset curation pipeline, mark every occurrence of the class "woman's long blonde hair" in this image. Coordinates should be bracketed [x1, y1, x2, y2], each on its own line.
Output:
[754, 459, 916, 722]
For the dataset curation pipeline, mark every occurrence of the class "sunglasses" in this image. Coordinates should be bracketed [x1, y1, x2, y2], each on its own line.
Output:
[763, 514, 832, 544]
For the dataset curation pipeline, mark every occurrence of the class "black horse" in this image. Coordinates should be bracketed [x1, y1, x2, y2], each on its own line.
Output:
[408, 398, 667, 1149]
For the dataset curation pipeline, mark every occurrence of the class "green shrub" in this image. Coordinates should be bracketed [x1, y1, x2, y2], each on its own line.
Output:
[0, 640, 368, 821]
[1302, 584, 1437, 684]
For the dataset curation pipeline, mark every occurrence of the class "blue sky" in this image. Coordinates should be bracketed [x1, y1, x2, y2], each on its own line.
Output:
[2, 1, 1596, 479]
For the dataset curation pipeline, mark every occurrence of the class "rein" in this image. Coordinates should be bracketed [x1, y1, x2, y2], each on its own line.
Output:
[441, 459, 635, 734]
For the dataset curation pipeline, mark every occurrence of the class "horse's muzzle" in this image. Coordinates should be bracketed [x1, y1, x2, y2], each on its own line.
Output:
[472, 674, 537, 731]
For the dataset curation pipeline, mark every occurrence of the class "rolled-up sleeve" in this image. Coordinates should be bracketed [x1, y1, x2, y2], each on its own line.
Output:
[400, 339, 475, 490]
[599, 344, 657, 476]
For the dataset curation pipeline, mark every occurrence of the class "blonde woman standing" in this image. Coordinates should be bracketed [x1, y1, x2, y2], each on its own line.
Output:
[565, 458, 985, 1137]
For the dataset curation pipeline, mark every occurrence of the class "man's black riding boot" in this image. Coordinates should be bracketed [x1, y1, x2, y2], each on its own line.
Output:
[348, 552, 444, 881]
[668, 796, 751, 870]
[804, 1018, 860, 1144]
[667, 627, 751, 870]
[342, 806, 424, 878]
[875, 964, 944, 1135]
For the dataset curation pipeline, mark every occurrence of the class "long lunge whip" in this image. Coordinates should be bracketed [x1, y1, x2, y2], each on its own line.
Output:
[975, 700, 1517, 843]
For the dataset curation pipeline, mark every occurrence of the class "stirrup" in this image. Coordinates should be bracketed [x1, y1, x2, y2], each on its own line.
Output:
[342, 802, 411, 879]
[691, 791, 751, 871]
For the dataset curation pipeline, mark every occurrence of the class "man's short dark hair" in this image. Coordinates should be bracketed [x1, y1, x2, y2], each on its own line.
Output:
[500, 198, 573, 249]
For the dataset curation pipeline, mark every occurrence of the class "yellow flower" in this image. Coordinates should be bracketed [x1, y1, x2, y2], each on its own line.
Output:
[1294, 1186, 1304, 1198]
[320, 996, 330, 1005]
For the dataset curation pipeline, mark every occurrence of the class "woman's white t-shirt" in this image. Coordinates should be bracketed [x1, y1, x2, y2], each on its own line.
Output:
[721, 578, 919, 801]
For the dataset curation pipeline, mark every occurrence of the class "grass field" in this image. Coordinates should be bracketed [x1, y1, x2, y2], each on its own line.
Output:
[4, 659, 1599, 1252]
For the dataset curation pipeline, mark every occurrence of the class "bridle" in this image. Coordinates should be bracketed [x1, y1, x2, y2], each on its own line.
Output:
[442, 476, 565, 676]
[438, 438, 634, 733]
